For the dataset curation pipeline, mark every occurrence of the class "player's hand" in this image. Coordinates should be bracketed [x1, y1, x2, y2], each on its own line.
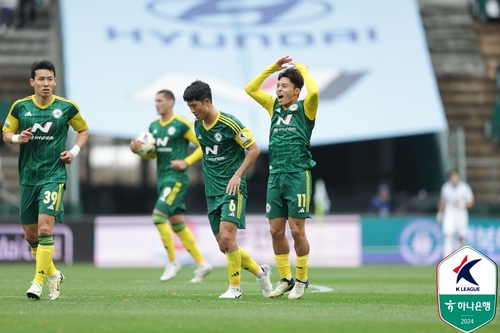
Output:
[226, 174, 241, 196]
[436, 212, 443, 225]
[130, 139, 142, 153]
[276, 56, 293, 69]
[171, 160, 188, 171]
[60, 151, 75, 164]
[18, 127, 33, 144]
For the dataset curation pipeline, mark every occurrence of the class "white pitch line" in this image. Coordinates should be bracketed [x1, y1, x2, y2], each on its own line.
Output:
[308, 284, 334, 293]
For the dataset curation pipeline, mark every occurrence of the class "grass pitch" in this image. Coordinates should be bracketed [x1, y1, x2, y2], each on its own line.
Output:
[0, 264, 498, 333]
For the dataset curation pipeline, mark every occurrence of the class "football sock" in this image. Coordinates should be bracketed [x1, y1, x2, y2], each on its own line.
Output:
[30, 242, 56, 277]
[153, 214, 175, 262]
[239, 247, 261, 276]
[275, 253, 292, 280]
[296, 254, 309, 282]
[226, 248, 242, 287]
[33, 235, 55, 284]
[172, 222, 204, 264]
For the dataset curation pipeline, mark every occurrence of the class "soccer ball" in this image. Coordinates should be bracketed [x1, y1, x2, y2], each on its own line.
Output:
[134, 132, 156, 158]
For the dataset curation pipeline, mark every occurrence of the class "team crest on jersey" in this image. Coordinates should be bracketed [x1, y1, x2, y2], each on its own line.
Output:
[168, 127, 176, 135]
[153, 129, 158, 134]
[266, 203, 271, 213]
[289, 104, 298, 111]
[52, 109, 62, 119]
[214, 133, 222, 142]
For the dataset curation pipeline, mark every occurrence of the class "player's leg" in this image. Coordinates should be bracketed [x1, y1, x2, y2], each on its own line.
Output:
[285, 171, 312, 300]
[457, 215, 469, 248]
[154, 182, 181, 281]
[169, 214, 212, 283]
[266, 174, 295, 297]
[37, 183, 65, 300]
[442, 215, 456, 258]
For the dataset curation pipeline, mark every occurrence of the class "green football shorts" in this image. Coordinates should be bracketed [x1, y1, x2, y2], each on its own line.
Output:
[20, 183, 65, 224]
[206, 192, 247, 235]
[266, 170, 312, 219]
[154, 180, 188, 217]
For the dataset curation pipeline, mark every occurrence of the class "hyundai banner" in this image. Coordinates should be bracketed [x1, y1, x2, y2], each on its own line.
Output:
[60, 0, 447, 147]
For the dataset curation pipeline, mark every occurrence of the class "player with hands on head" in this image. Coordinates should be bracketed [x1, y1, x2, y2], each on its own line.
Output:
[245, 55, 320, 300]
[183, 80, 273, 299]
[2, 60, 89, 300]
[130, 89, 212, 283]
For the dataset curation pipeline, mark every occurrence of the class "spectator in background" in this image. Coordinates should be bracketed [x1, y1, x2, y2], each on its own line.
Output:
[0, 0, 18, 34]
[368, 184, 391, 217]
[17, 0, 37, 29]
[436, 169, 474, 258]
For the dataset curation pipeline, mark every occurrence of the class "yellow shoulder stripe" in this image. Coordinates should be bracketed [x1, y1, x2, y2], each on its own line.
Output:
[219, 115, 242, 133]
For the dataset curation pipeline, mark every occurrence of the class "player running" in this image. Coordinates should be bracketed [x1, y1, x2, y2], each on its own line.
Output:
[245, 56, 320, 300]
[2, 60, 89, 300]
[130, 90, 212, 283]
[183, 80, 273, 298]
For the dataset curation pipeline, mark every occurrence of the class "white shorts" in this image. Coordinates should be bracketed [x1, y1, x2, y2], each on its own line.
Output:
[442, 213, 468, 238]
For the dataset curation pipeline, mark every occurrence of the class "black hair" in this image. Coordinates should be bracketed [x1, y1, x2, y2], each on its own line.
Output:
[31, 60, 56, 79]
[183, 80, 212, 103]
[157, 89, 175, 101]
[278, 67, 304, 90]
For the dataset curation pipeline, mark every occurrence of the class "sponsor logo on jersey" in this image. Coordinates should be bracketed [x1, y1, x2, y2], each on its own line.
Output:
[168, 127, 176, 135]
[197, 134, 202, 139]
[214, 133, 222, 142]
[298, 208, 305, 213]
[47, 205, 54, 211]
[275, 108, 281, 113]
[156, 137, 169, 146]
[228, 211, 235, 217]
[205, 145, 225, 161]
[4, 119, 10, 128]
[274, 114, 297, 133]
[30, 122, 56, 140]
[25, 111, 33, 117]
[276, 114, 294, 125]
[52, 109, 62, 119]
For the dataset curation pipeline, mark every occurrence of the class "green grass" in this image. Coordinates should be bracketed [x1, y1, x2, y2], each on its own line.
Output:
[0, 264, 498, 333]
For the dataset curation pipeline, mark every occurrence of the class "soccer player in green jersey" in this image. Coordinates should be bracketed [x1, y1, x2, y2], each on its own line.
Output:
[183, 80, 273, 298]
[245, 56, 319, 300]
[130, 90, 212, 283]
[2, 60, 89, 300]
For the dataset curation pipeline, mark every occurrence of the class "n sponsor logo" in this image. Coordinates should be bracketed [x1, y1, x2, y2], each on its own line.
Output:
[205, 145, 219, 155]
[156, 137, 169, 146]
[276, 114, 294, 126]
[31, 122, 54, 133]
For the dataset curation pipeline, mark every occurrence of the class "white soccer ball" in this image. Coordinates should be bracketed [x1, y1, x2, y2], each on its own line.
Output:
[135, 132, 156, 158]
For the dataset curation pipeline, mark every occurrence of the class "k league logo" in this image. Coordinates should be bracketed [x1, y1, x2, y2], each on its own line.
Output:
[437, 246, 498, 333]
[147, 0, 333, 28]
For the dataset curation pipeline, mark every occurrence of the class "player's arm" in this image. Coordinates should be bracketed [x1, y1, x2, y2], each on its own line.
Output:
[295, 63, 319, 121]
[226, 128, 259, 195]
[2, 102, 32, 144]
[171, 128, 203, 171]
[436, 189, 445, 224]
[245, 61, 283, 116]
[61, 111, 89, 164]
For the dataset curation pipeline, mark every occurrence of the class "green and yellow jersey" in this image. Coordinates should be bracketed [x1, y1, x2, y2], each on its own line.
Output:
[148, 114, 202, 185]
[2, 95, 88, 186]
[194, 111, 255, 196]
[245, 62, 320, 173]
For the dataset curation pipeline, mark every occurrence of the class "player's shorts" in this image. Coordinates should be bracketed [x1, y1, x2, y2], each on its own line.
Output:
[266, 170, 312, 219]
[206, 192, 247, 235]
[154, 180, 188, 217]
[442, 212, 469, 238]
[20, 183, 65, 225]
